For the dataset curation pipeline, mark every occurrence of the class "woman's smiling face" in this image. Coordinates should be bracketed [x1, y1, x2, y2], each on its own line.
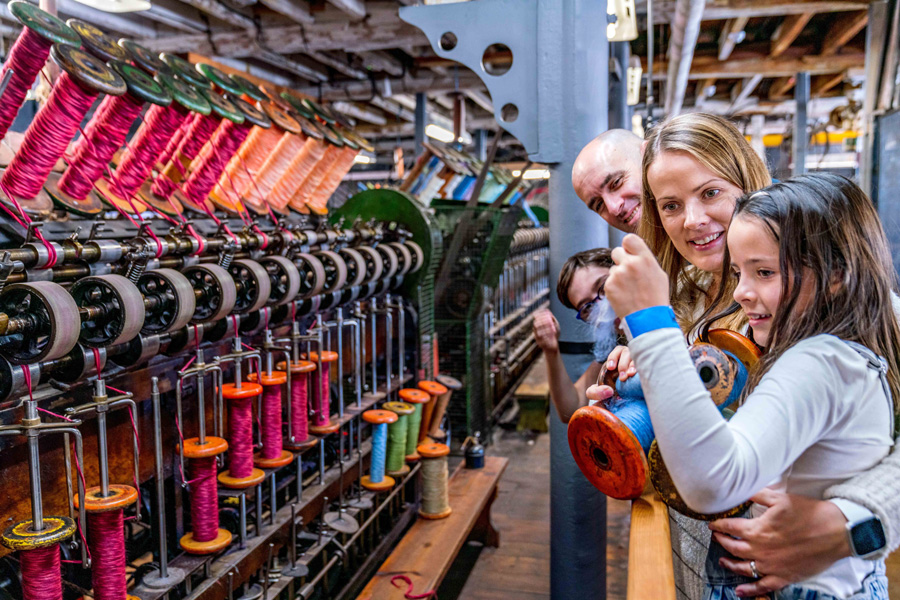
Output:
[646, 150, 744, 273]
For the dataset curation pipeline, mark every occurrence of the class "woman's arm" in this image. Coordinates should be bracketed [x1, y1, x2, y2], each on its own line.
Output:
[629, 328, 846, 514]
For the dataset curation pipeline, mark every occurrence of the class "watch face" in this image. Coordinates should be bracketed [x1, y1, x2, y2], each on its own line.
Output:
[851, 518, 887, 556]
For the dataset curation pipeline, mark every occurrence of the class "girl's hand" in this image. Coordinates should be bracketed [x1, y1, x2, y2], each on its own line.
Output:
[585, 384, 615, 404]
[607, 234, 671, 317]
[605, 345, 636, 381]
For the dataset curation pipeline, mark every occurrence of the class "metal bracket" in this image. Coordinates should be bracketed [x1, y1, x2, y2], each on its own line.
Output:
[400, 0, 560, 161]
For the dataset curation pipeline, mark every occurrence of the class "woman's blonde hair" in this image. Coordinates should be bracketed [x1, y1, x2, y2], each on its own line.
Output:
[637, 113, 772, 334]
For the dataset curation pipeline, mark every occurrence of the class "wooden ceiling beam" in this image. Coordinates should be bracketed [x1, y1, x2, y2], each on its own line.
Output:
[638, 0, 868, 23]
[729, 74, 763, 110]
[718, 16, 749, 61]
[811, 71, 845, 96]
[360, 51, 405, 77]
[257, 0, 314, 24]
[820, 10, 868, 55]
[770, 76, 796, 97]
[305, 51, 367, 79]
[326, 0, 366, 20]
[295, 73, 486, 101]
[141, 21, 427, 55]
[770, 12, 814, 57]
[644, 52, 864, 79]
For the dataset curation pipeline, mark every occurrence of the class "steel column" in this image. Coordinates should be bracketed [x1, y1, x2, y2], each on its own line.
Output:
[793, 72, 810, 176]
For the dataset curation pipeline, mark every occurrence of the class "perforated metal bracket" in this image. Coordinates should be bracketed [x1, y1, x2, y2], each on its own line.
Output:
[400, 0, 563, 162]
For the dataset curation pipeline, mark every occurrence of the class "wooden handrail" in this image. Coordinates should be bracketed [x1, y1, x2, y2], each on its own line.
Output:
[627, 490, 676, 600]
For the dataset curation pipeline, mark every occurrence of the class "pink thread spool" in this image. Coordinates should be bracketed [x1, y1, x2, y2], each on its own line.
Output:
[218, 382, 265, 489]
[281, 359, 319, 451]
[179, 437, 232, 554]
[250, 370, 294, 468]
[307, 351, 340, 435]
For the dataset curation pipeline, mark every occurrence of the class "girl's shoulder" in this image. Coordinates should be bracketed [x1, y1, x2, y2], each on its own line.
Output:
[770, 334, 880, 384]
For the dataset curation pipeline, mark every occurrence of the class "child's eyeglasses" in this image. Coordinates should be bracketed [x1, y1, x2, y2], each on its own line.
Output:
[575, 294, 603, 322]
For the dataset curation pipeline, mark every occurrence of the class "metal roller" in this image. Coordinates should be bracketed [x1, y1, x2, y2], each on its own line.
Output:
[376, 244, 399, 278]
[338, 247, 367, 288]
[315, 250, 348, 293]
[294, 252, 327, 299]
[228, 258, 272, 314]
[137, 268, 196, 334]
[355, 245, 383, 284]
[405, 241, 424, 274]
[69, 275, 146, 349]
[387, 242, 413, 276]
[259, 255, 301, 306]
[183, 263, 238, 323]
[0, 281, 81, 364]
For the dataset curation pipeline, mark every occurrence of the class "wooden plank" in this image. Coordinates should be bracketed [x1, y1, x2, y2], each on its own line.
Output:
[770, 12, 814, 58]
[642, 51, 864, 79]
[812, 71, 845, 96]
[514, 354, 549, 398]
[718, 17, 749, 61]
[821, 10, 868, 55]
[627, 490, 675, 600]
[770, 75, 796, 97]
[357, 457, 509, 599]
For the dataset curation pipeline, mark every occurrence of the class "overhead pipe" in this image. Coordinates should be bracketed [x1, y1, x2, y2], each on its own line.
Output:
[664, 0, 704, 117]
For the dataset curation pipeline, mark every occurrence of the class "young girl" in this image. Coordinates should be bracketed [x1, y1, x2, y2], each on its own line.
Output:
[598, 174, 899, 599]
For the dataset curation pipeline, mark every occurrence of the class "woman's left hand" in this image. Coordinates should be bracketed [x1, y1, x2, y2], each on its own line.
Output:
[606, 234, 671, 318]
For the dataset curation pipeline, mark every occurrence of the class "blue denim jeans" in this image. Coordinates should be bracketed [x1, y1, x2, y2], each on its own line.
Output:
[703, 550, 888, 600]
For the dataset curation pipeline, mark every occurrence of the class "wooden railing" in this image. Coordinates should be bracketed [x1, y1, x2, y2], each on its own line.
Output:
[627, 490, 676, 600]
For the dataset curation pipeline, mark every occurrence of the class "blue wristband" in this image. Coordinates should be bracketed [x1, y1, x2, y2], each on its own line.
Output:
[623, 305, 679, 340]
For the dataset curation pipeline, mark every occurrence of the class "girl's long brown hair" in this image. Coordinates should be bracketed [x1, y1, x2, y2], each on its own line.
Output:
[638, 113, 772, 335]
[700, 173, 900, 412]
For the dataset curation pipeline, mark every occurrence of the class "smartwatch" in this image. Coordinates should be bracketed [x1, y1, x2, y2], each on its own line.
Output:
[847, 515, 886, 558]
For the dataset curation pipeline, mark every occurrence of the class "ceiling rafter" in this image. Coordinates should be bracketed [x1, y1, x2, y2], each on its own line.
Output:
[718, 16, 749, 61]
[770, 12, 814, 57]
[820, 10, 868, 55]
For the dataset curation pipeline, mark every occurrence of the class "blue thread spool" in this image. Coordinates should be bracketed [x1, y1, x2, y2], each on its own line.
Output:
[361, 410, 397, 492]
[569, 340, 751, 500]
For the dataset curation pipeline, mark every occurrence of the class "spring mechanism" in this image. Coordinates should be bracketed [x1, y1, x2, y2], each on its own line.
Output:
[219, 252, 233, 270]
[126, 260, 147, 286]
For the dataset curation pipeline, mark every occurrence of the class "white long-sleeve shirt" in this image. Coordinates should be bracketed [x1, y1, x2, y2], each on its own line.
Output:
[630, 329, 894, 598]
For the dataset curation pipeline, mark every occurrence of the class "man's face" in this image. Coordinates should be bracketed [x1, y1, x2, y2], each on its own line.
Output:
[573, 141, 643, 233]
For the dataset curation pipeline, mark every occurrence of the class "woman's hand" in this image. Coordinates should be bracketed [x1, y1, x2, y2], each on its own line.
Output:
[709, 488, 852, 597]
[606, 234, 670, 317]
[532, 309, 560, 354]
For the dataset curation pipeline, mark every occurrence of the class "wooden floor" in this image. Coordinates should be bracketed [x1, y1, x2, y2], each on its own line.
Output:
[439, 428, 552, 600]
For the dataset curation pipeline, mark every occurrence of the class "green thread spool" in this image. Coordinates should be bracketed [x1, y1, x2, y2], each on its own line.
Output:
[383, 401, 414, 476]
[417, 442, 452, 520]
[399, 388, 430, 461]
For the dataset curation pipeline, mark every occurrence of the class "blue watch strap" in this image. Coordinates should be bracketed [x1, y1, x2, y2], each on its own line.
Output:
[623, 305, 679, 340]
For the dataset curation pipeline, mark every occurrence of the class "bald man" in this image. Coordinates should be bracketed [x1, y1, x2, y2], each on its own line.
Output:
[572, 129, 643, 233]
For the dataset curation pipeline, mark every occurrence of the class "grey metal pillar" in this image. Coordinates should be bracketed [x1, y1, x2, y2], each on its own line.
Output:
[793, 72, 810, 176]
[474, 129, 488, 161]
[401, 2, 609, 598]
[609, 41, 631, 131]
[414, 92, 426, 157]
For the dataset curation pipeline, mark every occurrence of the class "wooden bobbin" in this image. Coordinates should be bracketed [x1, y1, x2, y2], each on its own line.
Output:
[360, 409, 397, 492]
[417, 442, 452, 520]
[567, 400, 649, 501]
[77, 484, 139, 512]
[647, 440, 750, 521]
[278, 359, 319, 451]
[0, 516, 76, 551]
[218, 382, 266, 488]
[248, 371, 294, 468]
[306, 350, 340, 435]
[416, 380, 448, 444]
[430, 374, 462, 440]
[398, 388, 430, 462]
[383, 401, 414, 477]
[181, 436, 228, 459]
[707, 328, 762, 369]
[179, 435, 233, 554]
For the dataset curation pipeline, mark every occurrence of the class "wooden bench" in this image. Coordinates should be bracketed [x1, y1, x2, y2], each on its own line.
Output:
[357, 456, 509, 599]
[515, 355, 550, 433]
